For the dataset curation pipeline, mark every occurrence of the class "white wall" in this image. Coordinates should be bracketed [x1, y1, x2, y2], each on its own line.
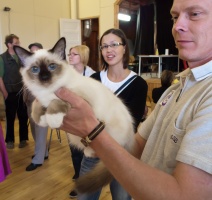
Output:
[0, 0, 70, 52]
[100, 0, 116, 36]
[78, 0, 100, 19]
[0, 0, 117, 53]
[78, 0, 116, 36]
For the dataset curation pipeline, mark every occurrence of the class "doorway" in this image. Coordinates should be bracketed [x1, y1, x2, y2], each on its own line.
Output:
[82, 18, 99, 72]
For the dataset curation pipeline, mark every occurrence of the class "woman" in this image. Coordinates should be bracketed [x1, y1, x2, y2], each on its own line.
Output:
[152, 70, 175, 103]
[78, 28, 148, 200]
[68, 45, 95, 76]
[0, 122, 11, 182]
[67, 45, 95, 198]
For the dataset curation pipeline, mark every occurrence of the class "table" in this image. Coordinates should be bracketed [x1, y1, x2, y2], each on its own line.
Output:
[137, 55, 179, 78]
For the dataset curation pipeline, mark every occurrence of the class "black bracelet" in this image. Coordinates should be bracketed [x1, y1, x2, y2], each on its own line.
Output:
[81, 120, 105, 147]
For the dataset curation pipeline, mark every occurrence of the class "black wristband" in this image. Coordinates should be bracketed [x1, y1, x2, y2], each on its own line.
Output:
[81, 120, 105, 147]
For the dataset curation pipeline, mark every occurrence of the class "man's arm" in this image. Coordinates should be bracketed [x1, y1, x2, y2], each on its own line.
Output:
[91, 131, 212, 200]
[0, 57, 8, 99]
[132, 132, 146, 158]
[0, 78, 8, 99]
[56, 88, 212, 200]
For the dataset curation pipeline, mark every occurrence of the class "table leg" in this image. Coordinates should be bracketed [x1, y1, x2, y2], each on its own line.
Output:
[158, 57, 162, 78]
[138, 57, 141, 76]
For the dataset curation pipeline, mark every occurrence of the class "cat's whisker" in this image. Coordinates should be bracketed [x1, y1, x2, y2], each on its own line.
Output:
[17, 85, 25, 97]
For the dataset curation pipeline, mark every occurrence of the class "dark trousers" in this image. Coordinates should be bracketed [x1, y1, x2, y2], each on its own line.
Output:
[70, 145, 83, 178]
[5, 92, 28, 143]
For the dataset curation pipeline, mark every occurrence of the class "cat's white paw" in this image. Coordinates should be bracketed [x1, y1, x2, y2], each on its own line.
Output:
[46, 113, 65, 129]
[37, 115, 48, 127]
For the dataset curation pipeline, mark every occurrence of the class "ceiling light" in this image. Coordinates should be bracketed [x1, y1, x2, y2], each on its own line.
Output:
[118, 13, 131, 21]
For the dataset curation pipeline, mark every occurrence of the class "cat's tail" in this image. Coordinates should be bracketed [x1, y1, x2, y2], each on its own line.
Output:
[74, 160, 113, 193]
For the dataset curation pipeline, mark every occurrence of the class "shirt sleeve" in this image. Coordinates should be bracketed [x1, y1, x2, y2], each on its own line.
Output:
[0, 57, 4, 77]
[138, 108, 156, 140]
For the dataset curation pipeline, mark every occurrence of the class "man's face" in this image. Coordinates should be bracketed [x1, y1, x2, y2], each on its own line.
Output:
[30, 46, 40, 53]
[8, 38, 20, 50]
[12, 38, 20, 46]
[171, 0, 212, 68]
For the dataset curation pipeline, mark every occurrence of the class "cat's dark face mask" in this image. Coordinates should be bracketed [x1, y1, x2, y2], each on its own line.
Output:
[13, 37, 67, 86]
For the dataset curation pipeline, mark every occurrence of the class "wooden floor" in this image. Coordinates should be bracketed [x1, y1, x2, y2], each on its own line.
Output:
[0, 119, 111, 200]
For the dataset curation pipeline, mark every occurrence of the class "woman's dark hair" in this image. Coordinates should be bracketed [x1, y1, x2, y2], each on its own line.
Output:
[99, 28, 129, 70]
[161, 70, 175, 87]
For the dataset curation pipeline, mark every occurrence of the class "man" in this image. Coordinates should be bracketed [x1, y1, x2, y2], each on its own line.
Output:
[24, 43, 49, 171]
[55, 0, 212, 199]
[28, 42, 43, 52]
[0, 34, 28, 149]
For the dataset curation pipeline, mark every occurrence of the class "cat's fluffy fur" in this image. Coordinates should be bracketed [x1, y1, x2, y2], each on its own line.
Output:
[14, 38, 135, 193]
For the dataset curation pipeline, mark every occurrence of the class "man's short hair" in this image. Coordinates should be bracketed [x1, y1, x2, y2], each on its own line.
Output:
[28, 43, 43, 50]
[5, 34, 19, 47]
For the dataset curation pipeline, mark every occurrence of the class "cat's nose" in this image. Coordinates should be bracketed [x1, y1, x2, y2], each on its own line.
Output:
[39, 72, 51, 82]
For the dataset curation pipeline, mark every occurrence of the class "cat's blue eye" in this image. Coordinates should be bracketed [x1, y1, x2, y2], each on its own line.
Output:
[48, 63, 57, 71]
[31, 66, 40, 74]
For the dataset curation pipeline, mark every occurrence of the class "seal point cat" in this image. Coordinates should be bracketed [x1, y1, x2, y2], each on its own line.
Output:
[13, 38, 135, 194]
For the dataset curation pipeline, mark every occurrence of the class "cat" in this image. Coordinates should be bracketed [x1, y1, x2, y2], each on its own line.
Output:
[13, 37, 135, 194]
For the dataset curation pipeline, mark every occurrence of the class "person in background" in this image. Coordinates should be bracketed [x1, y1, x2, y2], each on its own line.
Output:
[0, 121, 11, 182]
[24, 43, 49, 171]
[68, 45, 95, 76]
[76, 28, 148, 200]
[0, 34, 28, 149]
[67, 45, 95, 198]
[152, 69, 175, 103]
[55, 0, 212, 199]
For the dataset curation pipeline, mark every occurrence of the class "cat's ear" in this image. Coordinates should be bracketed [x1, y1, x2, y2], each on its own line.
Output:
[49, 37, 66, 61]
[13, 46, 32, 67]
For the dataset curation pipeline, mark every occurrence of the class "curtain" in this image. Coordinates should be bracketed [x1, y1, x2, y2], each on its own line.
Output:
[133, 4, 155, 57]
[156, 0, 177, 55]
[156, 0, 179, 71]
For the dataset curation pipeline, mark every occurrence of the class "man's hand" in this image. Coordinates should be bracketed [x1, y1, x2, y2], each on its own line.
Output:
[55, 87, 99, 137]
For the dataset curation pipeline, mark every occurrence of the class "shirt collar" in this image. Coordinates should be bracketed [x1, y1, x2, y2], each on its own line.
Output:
[176, 68, 191, 78]
[176, 68, 191, 88]
[191, 60, 212, 81]
[176, 60, 212, 81]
